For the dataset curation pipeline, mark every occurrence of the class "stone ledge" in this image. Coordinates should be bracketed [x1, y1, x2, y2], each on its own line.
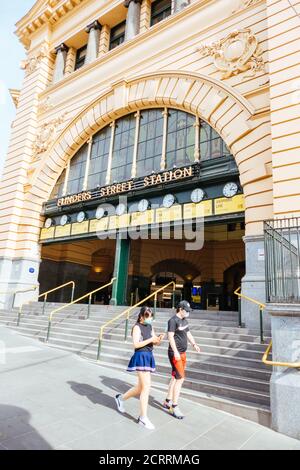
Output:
[266, 303, 300, 318]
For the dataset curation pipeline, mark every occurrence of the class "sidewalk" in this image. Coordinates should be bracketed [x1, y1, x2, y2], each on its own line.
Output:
[0, 325, 299, 450]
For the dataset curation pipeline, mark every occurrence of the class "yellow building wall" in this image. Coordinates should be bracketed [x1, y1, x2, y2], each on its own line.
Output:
[0, 0, 298, 269]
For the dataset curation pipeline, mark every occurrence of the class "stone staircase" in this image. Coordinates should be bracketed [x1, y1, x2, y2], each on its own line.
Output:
[0, 303, 272, 426]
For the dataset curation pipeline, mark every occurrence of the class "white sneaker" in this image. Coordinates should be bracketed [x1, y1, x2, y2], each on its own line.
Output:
[170, 406, 185, 419]
[115, 394, 125, 413]
[138, 416, 155, 430]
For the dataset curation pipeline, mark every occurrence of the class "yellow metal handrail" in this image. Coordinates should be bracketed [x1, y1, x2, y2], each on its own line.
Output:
[39, 281, 76, 316]
[17, 281, 76, 327]
[235, 288, 300, 368]
[234, 286, 266, 343]
[0, 285, 38, 314]
[262, 341, 300, 369]
[97, 281, 176, 360]
[38, 281, 75, 315]
[234, 287, 266, 309]
[46, 277, 116, 342]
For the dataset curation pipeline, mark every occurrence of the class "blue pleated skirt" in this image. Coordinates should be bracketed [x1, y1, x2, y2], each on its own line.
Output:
[127, 350, 156, 373]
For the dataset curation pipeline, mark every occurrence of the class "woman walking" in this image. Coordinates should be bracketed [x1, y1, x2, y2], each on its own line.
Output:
[115, 306, 164, 430]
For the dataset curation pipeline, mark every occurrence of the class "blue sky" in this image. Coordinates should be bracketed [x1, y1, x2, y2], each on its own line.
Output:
[0, 1, 35, 176]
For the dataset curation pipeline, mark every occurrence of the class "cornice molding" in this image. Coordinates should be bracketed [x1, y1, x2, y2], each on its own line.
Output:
[9, 89, 21, 108]
[15, 0, 88, 47]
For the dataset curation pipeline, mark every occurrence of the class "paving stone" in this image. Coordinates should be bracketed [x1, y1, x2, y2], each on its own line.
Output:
[0, 325, 299, 450]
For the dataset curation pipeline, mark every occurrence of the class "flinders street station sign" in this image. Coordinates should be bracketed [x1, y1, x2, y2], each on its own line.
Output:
[56, 165, 197, 208]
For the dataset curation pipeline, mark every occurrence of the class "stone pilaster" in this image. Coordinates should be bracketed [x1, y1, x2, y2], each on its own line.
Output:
[85, 20, 102, 64]
[98, 24, 110, 57]
[65, 47, 76, 75]
[124, 0, 142, 41]
[0, 40, 53, 308]
[140, 0, 151, 33]
[241, 235, 270, 331]
[52, 43, 69, 83]
[267, 304, 300, 440]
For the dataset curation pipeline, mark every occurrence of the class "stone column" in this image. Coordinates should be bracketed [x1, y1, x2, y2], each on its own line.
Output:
[241, 235, 270, 331]
[124, 0, 142, 41]
[52, 43, 68, 83]
[110, 235, 131, 306]
[267, 303, 300, 440]
[85, 20, 102, 64]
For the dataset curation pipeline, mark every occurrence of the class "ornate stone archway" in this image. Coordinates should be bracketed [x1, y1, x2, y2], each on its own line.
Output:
[27, 71, 270, 206]
[20, 70, 273, 260]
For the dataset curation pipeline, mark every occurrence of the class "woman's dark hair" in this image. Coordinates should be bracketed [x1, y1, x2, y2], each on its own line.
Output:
[131, 306, 153, 335]
[137, 306, 153, 323]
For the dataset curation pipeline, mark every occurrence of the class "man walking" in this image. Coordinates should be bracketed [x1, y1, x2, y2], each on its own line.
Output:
[163, 300, 201, 419]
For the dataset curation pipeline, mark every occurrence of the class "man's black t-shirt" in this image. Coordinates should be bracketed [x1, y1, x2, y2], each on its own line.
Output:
[168, 315, 190, 353]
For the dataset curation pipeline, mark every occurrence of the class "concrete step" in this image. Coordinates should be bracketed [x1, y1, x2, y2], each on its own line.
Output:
[0, 313, 271, 338]
[14, 325, 269, 363]
[45, 331, 268, 360]
[0, 298, 272, 420]
[39, 339, 269, 408]
[32, 334, 269, 371]
[10, 321, 269, 350]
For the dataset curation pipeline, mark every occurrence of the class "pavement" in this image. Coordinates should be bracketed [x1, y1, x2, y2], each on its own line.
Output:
[0, 325, 300, 450]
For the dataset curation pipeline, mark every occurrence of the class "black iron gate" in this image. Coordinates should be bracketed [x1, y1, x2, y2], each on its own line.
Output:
[264, 218, 300, 303]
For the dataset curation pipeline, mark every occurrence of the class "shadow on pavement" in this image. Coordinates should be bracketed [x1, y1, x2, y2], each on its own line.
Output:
[67, 381, 138, 424]
[0, 405, 52, 450]
[98, 375, 166, 412]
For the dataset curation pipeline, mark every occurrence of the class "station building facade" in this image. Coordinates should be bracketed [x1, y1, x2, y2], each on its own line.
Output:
[1, 0, 300, 330]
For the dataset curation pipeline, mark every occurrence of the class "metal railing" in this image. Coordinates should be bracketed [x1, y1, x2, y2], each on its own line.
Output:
[97, 281, 176, 361]
[262, 341, 300, 369]
[17, 281, 76, 327]
[264, 218, 300, 303]
[0, 285, 38, 311]
[234, 287, 266, 343]
[46, 278, 116, 342]
[39, 281, 75, 315]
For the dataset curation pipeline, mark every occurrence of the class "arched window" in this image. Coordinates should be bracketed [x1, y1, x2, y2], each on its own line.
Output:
[66, 144, 88, 195]
[137, 109, 164, 177]
[88, 125, 111, 188]
[166, 109, 195, 168]
[50, 108, 232, 199]
[111, 113, 136, 183]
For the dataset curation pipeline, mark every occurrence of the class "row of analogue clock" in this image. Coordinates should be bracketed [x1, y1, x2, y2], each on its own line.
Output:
[45, 182, 239, 228]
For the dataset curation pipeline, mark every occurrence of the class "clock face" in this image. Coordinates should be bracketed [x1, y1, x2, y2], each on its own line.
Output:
[77, 211, 86, 223]
[96, 206, 105, 220]
[191, 188, 205, 204]
[115, 203, 127, 216]
[138, 199, 150, 213]
[44, 218, 53, 229]
[163, 194, 175, 208]
[60, 215, 69, 226]
[223, 182, 238, 198]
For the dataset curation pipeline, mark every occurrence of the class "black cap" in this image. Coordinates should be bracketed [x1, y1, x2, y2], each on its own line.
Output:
[177, 300, 192, 312]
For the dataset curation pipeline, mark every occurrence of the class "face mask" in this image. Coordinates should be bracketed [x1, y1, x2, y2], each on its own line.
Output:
[144, 318, 153, 325]
[182, 310, 190, 319]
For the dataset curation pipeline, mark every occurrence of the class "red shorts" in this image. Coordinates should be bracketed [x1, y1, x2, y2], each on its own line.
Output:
[168, 351, 187, 380]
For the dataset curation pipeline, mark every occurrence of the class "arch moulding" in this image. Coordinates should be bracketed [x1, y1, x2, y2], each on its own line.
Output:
[26, 70, 271, 212]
